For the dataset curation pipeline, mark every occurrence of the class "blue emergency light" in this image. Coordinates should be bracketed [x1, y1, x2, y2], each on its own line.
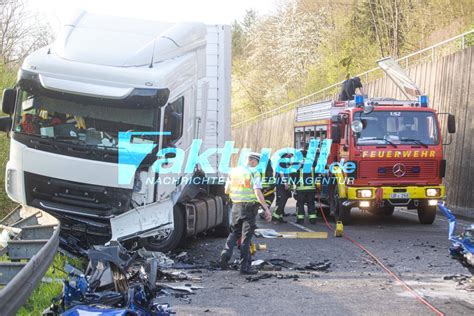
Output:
[418, 95, 428, 107]
[355, 95, 364, 107]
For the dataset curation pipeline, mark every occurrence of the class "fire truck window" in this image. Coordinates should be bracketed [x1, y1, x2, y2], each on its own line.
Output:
[295, 128, 304, 149]
[356, 111, 439, 145]
[304, 127, 315, 147]
[359, 117, 384, 140]
[386, 117, 397, 134]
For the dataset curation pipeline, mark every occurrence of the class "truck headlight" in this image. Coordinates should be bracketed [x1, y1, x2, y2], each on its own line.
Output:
[359, 201, 370, 208]
[357, 189, 373, 198]
[426, 188, 440, 197]
[5, 168, 21, 203]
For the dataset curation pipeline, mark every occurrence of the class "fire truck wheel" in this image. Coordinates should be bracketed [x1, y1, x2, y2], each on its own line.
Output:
[417, 202, 437, 224]
[378, 206, 395, 216]
[141, 205, 186, 252]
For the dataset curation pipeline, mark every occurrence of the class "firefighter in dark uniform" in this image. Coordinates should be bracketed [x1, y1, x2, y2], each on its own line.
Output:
[219, 153, 271, 275]
[260, 160, 276, 218]
[293, 149, 317, 224]
[338, 76, 365, 101]
[272, 152, 294, 223]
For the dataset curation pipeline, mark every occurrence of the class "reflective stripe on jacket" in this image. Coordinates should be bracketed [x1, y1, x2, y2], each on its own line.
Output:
[229, 166, 259, 203]
[295, 168, 316, 192]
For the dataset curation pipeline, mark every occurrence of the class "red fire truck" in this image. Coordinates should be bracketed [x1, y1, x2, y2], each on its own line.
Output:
[294, 96, 456, 224]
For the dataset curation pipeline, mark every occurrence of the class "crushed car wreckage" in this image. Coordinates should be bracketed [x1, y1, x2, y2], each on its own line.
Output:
[42, 244, 204, 315]
[438, 202, 474, 267]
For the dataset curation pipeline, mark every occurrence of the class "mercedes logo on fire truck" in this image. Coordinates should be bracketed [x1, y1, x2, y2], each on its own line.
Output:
[392, 163, 406, 177]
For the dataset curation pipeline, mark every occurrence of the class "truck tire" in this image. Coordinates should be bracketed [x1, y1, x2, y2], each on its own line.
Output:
[331, 186, 351, 225]
[417, 202, 437, 224]
[141, 205, 186, 252]
[214, 199, 232, 237]
[378, 206, 395, 216]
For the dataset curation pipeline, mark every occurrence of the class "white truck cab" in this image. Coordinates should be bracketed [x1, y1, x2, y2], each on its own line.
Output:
[0, 12, 232, 252]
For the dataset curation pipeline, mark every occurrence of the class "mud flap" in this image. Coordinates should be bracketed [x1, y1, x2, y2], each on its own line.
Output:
[110, 199, 174, 242]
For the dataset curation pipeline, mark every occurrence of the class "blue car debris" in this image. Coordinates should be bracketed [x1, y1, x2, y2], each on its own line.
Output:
[42, 245, 175, 316]
[438, 202, 474, 267]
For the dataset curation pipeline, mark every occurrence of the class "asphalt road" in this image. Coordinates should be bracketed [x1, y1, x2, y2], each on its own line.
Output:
[165, 201, 473, 315]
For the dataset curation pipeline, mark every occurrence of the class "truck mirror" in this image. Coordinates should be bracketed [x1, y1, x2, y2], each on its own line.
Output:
[363, 103, 374, 114]
[0, 116, 12, 133]
[331, 124, 341, 143]
[2, 88, 16, 115]
[447, 114, 455, 134]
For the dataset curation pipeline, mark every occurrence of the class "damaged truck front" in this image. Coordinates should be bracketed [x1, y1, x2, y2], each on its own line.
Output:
[0, 12, 232, 252]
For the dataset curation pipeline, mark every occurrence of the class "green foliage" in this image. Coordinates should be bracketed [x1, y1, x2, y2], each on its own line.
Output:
[465, 23, 474, 47]
[0, 63, 17, 92]
[17, 253, 86, 315]
[0, 64, 17, 219]
[232, 0, 473, 122]
[0, 134, 16, 218]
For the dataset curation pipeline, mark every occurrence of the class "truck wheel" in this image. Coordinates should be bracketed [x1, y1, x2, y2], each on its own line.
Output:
[417, 202, 436, 224]
[331, 186, 351, 225]
[214, 199, 232, 237]
[141, 205, 185, 252]
[378, 206, 395, 216]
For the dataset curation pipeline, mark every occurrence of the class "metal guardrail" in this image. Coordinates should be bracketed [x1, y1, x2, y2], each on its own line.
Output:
[0, 206, 60, 315]
[232, 29, 474, 128]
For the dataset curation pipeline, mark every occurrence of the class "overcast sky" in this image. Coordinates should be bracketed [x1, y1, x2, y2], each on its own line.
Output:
[27, 0, 279, 31]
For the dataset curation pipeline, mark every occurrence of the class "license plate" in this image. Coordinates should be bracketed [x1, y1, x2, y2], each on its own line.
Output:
[390, 192, 410, 199]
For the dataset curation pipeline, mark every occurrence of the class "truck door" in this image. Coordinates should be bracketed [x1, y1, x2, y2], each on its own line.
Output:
[155, 90, 193, 202]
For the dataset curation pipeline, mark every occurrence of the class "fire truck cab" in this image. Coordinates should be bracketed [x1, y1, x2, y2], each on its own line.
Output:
[294, 96, 456, 224]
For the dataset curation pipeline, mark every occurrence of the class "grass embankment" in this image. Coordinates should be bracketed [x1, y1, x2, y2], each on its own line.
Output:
[0, 133, 16, 218]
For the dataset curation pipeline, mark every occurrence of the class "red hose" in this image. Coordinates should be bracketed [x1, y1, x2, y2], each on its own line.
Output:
[318, 195, 444, 316]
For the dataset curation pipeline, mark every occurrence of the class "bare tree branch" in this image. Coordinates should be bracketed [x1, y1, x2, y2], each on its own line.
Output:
[0, 0, 53, 68]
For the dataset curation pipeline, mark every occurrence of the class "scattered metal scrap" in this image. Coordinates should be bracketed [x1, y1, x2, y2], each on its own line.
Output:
[297, 260, 332, 272]
[443, 274, 474, 292]
[43, 244, 205, 315]
[246, 258, 330, 282]
[246, 272, 300, 282]
[438, 202, 474, 266]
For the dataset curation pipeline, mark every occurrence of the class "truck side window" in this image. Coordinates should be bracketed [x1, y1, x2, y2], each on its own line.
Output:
[163, 97, 184, 144]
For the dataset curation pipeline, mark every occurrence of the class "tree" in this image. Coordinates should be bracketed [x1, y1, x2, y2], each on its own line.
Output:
[0, 0, 53, 67]
[230, 0, 473, 123]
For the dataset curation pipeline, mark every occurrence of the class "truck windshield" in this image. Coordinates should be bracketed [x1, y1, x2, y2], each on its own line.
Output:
[13, 89, 159, 149]
[355, 111, 439, 146]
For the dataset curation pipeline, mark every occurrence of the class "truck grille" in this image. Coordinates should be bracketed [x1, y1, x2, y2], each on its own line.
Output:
[359, 160, 438, 179]
[24, 172, 132, 217]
